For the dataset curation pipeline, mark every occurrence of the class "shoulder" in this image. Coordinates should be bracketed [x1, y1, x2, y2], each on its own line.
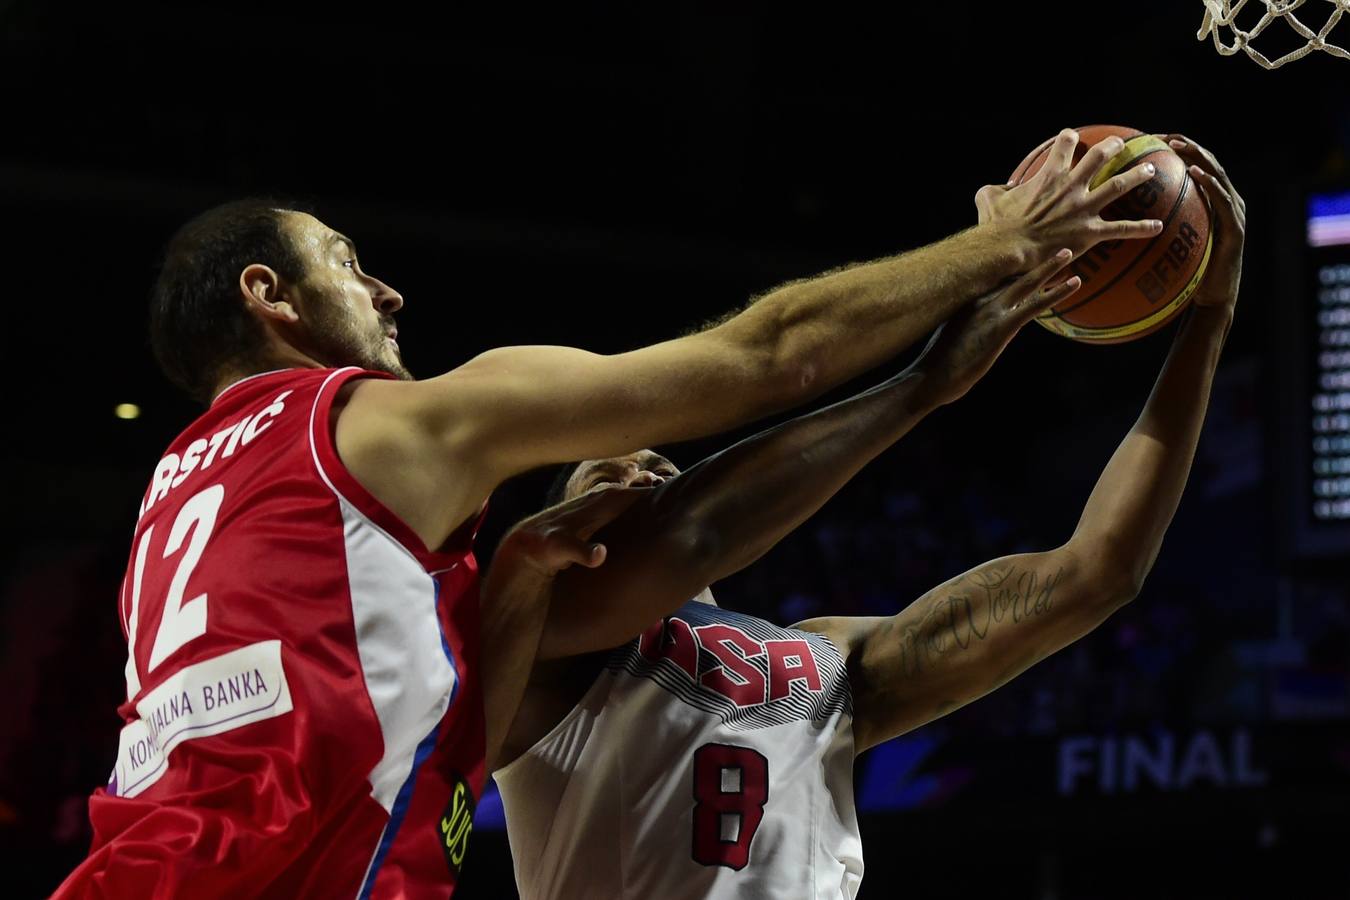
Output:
[330, 360, 519, 450]
[789, 615, 888, 662]
[327, 371, 501, 554]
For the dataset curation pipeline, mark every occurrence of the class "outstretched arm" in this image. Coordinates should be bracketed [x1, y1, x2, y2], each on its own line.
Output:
[336, 132, 1163, 549]
[800, 136, 1245, 753]
[477, 485, 650, 770]
[537, 251, 1085, 659]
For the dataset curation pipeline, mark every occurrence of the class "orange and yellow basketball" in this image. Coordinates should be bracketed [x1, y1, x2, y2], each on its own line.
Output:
[1009, 124, 1214, 344]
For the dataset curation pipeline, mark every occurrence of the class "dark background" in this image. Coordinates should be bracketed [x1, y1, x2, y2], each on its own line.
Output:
[2, 2, 1348, 898]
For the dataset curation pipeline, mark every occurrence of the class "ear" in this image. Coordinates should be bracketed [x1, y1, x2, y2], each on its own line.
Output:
[240, 263, 299, 324]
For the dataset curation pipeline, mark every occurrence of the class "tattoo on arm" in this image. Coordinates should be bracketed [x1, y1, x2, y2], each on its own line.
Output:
[885, 565, 1064, 680]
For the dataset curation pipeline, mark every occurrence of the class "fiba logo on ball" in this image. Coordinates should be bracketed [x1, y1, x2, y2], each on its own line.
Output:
[1135, 221, 1205, 305]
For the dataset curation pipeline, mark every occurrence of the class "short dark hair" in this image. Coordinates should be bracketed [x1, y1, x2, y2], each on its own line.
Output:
[544, 461, 585, 508]
[149, 197, 312, 403]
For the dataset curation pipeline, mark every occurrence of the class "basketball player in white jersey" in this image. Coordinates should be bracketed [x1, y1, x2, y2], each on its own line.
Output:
[493, 136, 1244, 899]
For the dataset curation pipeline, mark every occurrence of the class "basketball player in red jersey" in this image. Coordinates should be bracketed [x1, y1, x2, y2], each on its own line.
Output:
[55, 129, 1164, 899]
[494, 137, 1242, 898]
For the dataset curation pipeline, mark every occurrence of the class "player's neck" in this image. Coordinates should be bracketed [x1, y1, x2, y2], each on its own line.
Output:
[210, 346, 327, 403]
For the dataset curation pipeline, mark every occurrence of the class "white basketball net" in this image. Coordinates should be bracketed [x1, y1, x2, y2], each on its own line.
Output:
[1199, 0, 1350, 67]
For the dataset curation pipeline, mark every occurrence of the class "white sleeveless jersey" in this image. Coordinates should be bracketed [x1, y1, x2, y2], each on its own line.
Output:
[496, 597, 862, 899]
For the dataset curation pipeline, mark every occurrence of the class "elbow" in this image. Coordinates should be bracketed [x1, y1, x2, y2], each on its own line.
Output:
[735, 307, 826, 410]
[665, 518, 726, 586]
[760, 341, 824, 410]
[1112, 570, 1147, 610]
[650, 513, 731, 596]
[791, 356, 823, 402]
[1066, 538, 1150, 611]
[1098, 551, 1152, 610]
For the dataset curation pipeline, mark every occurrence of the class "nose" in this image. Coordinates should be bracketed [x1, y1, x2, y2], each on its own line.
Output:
[628, 470, 666, 488]
[369, 277, 404, 315]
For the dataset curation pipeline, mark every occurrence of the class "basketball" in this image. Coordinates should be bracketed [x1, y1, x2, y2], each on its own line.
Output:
[1009, 124, 1214, 344]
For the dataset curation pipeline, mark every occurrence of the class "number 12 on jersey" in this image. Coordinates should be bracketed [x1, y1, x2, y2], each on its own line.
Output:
[692, 743, 769, 870]
[123, 484, 225, 698]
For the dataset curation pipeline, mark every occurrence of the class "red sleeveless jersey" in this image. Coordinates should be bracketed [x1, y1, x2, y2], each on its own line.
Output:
[54, 367, 486, 899]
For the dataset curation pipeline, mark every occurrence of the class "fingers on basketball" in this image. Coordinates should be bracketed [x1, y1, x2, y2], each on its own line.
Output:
[1019, 270, 1082, 321]
[1090, 163, 1156, 211]
[1099, 216, 1168, 242]
[1075, 136, 1126, 186]
[974, 183, 1005, 215]
[1044, 128, 1081, 174]
[1003, 250, 1077, 315]
[1187, 167, 1243, 238]
[1028, 276, 1083, 318]
[1169, 137, 1243, 209]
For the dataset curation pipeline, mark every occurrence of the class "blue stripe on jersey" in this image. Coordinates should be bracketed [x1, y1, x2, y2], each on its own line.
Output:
[358, 579, 462, 899]
[358, 723, 443, 900]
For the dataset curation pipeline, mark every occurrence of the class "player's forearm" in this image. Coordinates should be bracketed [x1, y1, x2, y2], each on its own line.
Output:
[537, 367, 940, 658]
[843, 546, 1124, 751]
[662, 366, 940, 586]
[851, 305, 1232, 744]
[479, 554, 553, 770]
[718, 222, 1034, 398]
[1069, 305, 1231, 589]
[413, 224, 1030, 500]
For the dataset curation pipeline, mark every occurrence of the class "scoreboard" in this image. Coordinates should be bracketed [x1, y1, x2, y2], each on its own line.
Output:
[1278, 188, 1350, 559]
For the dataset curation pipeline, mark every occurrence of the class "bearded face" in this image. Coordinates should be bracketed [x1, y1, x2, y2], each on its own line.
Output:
[281, 212, 413, 381]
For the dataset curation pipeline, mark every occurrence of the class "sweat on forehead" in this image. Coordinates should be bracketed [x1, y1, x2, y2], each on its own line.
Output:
[284, 214, 354, 254]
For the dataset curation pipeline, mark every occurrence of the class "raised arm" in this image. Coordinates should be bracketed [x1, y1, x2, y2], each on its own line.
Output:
[336, 132, 1164, 548]
[802, 137, 1245, 752]
[536, 251, 1085, 659]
